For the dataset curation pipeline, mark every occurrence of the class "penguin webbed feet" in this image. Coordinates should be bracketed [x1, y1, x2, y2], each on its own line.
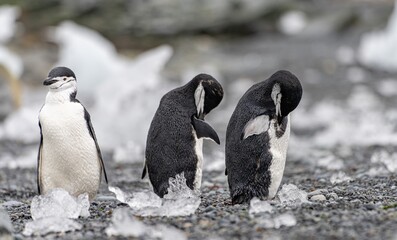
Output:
[191, 116, 220, 144]
[231, 186, 269, 205]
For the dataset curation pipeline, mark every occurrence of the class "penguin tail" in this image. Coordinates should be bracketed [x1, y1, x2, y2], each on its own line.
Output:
[141, 166, 147, 179]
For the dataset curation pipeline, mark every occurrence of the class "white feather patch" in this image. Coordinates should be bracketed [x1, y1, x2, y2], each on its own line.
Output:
[267, 115, 290, 199]
[243, 115, 270, 139]
[194, 83, 205, 117]
[192, 129, 203, 190]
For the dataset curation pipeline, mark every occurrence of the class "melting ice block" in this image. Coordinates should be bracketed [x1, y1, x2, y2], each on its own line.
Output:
[106, 208, 187, 239]
[249, 198, 274, 217]
[30, 188, 90, 220]
[23, 189, 90, 236]
[371, 150, 397, 173]
[277, 184, 309, 206]
[110, 173, 201, 217]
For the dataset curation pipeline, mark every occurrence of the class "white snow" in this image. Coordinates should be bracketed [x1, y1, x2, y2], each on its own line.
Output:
[358, 0, 397, 72]
[249, 197, 274, 217]
[278, 11, 307, 36]
[109, 173, 201, 217]
[256, 212, 297, 229]
[277, 184, 309, 206]
[106, 208, 187, 239]
[330, 171, 352, 184]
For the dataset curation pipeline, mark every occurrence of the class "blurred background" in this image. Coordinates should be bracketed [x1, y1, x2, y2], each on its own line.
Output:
[0, 0, 397, 181]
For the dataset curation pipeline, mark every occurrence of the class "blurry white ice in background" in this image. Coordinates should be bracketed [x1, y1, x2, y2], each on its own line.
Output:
[370, 150, 397, 173]
[377, 78, 397, 97]
[23, 189, 90, 236]
[256, 212, 297, 229]
[109, 173, 201, 217]
[278, 11, 307, 36]
[358, 0, 397, 72]
[106, 208, 187, 239]
[330, 171, 352, 184]
[277, 184, 308, 207]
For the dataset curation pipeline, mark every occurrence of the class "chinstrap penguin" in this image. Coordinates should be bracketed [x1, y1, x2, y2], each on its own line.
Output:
[142, 74, 223, 197]
[38, 66, 108, 200]
[225, 70, 302, 204]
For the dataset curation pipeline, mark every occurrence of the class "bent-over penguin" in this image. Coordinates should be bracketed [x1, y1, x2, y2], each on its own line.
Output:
[142, 74, 223, 197]
[38, 67, 108, 200]
[225, 70, 302, 204]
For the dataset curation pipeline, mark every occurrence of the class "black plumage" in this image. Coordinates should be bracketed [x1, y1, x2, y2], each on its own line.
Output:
[225, 70, 302, 204]
[143, 74, 223, 197]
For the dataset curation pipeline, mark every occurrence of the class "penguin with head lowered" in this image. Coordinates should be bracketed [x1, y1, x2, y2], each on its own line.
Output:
[38, 67, 108, 201]
[142, 74, 223, 197]
[225, 70, 302, 204]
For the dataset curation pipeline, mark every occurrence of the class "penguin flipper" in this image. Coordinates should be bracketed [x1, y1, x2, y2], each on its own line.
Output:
[191, 117, 220, 144]
[37, 120, 43, 194]
[241, 114, 270, 140]
[83, 107, 108, 184]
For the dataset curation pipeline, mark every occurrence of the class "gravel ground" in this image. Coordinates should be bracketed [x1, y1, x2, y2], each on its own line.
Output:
[0, 145, 396, 240]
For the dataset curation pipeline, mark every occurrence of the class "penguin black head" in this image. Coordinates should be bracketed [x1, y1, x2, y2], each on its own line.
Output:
[268, 70, 302, 124]
[43, 67, 77, 91]
[192, 74, 223, 120]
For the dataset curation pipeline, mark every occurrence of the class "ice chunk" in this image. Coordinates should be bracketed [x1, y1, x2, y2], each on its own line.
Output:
[108, 186, 162, 209]
[0, 106, 40, 144]
[23, 217, 82, 236]
[277, 184, 308, 206]
[30, 188, 90, 220]
[377, 78, 397, 97]
[257, 212, 297, 229]
[106, 208, 187, 239]
[106, 209, 147, 237]
[330, 171, 352, 184]
[110, 173, 200, 217]
[371, 150, 397, 173]
[316, 153, 344, 170]
[278, 11, 307, 35]
[0, 6, 19, 43]
[358, 0, 397, 72]
[249, 198, 273, 217]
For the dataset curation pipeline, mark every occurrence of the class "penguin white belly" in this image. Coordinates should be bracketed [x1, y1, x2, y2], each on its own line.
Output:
[39, 103, 101, 200]
[267, 115, 290, 199]
[193, 131, 203, 190]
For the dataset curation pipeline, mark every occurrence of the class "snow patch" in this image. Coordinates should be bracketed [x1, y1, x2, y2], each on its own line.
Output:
[0, 6, 20, 43]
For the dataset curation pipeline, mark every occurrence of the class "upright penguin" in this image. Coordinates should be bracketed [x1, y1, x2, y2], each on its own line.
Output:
[143, 74, 223, 197]
[225, 70, 302, 204]
[38, 67, 108, 200]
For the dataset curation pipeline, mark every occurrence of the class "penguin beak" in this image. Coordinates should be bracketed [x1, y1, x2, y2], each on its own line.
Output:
[43, 77, 57, 86]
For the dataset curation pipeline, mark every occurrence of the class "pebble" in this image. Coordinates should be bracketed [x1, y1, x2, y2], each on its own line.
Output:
[327, 193, 338, 200]
[310, 195, 327, 202]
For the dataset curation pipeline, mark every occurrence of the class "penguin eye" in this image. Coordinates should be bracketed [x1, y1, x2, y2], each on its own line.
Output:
[63, 77, 67, 81]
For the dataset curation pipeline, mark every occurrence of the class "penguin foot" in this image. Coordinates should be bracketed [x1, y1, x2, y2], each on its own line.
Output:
[231, 186, 268, 205]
